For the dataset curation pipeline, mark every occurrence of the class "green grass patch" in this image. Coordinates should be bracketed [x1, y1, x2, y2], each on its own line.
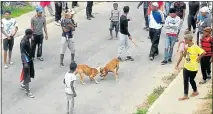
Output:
[2, 5, 35, 18]
[135, 86, 165, 114]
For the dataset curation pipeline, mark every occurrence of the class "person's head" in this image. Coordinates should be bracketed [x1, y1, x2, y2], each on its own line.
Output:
[4, 10, 11, 19]
[70, 62, 77, 72]
[152, 2, 159, 11]
[36, 6, 43, 17]
[169, 8, 176, 18]
[200, 7, 209, 16]
[184, 34, 193, 44]
[113, 3, 118, 10]
[203, 27, 212, 37]
[65, 12, 71, 18]
[25, 29, 33, 39]
[123, 6, 129, 14]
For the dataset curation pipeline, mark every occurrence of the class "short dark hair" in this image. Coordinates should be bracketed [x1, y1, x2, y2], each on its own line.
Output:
[4, 10, 11, 14]
[123, 6, 129, 13]
[70, 62, 77, 71]
[169, 8, 176, 13]
[25, 29, 33, 35]
[113, 3, 118, 7]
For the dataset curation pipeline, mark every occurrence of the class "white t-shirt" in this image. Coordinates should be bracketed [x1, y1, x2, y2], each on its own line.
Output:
[1, 18, 18, 39]
[64, 72, 76, 94]
[149, 10, 165, 29]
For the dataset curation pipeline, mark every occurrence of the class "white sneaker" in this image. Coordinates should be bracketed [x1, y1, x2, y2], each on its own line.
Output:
[58, 20, 61, 24]
[4, 65, 8, 69]
[9, 61, 14, 65]
[55, 21, 60, 26]
[26, 92, 34, 98]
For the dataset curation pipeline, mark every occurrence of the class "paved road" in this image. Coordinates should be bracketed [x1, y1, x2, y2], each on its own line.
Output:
[2, 2, 187, 114]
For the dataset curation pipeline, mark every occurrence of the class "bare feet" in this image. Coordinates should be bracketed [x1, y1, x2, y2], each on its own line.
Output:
[179, 96, 189, 101]
[190, 92, 199, 97]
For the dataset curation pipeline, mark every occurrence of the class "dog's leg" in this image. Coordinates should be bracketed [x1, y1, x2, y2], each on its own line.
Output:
[79, 72, 85, 85]
[90, 75, 99, 84]
[113, 69, 118, 83]
[116, 63, 119, 75]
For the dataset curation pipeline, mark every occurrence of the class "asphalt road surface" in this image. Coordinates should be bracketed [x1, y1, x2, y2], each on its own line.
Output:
[2, 2, 188, 114]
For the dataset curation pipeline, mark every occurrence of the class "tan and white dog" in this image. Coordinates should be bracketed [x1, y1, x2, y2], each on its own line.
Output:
[74, 64, 101, 85]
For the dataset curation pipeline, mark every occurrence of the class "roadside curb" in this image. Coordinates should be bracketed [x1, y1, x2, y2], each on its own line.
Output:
[147, 69, 183, 114]
[15, 2, 104, 37]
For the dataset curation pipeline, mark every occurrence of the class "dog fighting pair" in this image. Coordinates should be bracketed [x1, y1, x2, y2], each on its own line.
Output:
[74, 58, 119, 85]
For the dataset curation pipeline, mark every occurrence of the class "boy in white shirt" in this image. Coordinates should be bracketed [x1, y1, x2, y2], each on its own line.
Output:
[64, 62, 77, 114]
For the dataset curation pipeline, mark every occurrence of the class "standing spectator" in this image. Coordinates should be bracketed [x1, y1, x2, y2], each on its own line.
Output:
[1, 10, 18, 69]
[63, 62, 77, 114]
[54, 1, 63, 26]
[60, 11, 76, 66]
[197, 7, 212, 46]
[31, 6, 48, 61]
[40, 1, 55, 17]
[186, 1, 200, 34]
[175, 34, 206, 101]
[173, 1, 186, 37]
[109, 3, 120, 40]
[137, 1, 150, 31]
[86, 1, 94, 20]
[72, 1, 79, 8]
[20, 29, 35, 98]
[199, 27, 212, 84]
[161, 8, 180, 65]
[148, 2, 165, 60]
[117, 6, 134, 61]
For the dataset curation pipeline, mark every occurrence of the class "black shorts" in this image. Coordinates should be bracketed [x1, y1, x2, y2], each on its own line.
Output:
[3, 37, 14, 51]
[109, 21, 119, 32]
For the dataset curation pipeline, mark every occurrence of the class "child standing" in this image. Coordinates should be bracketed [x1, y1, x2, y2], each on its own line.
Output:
[109, 3, 120, 40]
[199, 27, 212, 84]
[64, 62, 77, 114]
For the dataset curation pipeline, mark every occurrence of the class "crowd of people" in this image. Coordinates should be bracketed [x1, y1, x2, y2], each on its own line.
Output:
[1, 1, 212, 114]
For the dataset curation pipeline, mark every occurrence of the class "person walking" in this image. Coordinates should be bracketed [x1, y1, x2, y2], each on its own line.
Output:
[165, 1, 174, 16]
[86, 1, 94, 20]
[60, 11, 76, 67]
[54, 1, 63, 26]
[20, 29, 35, 98]
[186, 1, 200, 34]
[117, 6, 134, 61]
[175, 34, 206, 101]
[199, 27, 212, 84]
[161, 8, 180, 65]
[137, 1, 150, 31]
[72, 1, 79, 8]
[40, 1, 55, 17]
[64, 62, 77, 114]
[197, 6, 212, 46]
[148, 2, 165, 60]
[109, 3, 120, 40]
[1, 10, 18, 69]
[31, 6, 48, 61]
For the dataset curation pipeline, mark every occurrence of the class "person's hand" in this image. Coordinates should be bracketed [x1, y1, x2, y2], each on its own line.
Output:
[7, 36, 11, 40]
[45, 35, 48, 40]
[196, 57, 201, 63]
[194, 16, 197, 20]
[24, 63, 29, 68]
[74, 93, 77, 97]
[137, 6, 140, 9]
[128, 17, 132, 21]
[129, 36, 132, 40]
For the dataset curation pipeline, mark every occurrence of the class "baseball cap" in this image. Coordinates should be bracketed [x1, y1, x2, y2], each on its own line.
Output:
[200, 6, 209, 12]
[36, 5, 43, 13]
[152, 2, 159, 7]
[184, 34, 193, 40]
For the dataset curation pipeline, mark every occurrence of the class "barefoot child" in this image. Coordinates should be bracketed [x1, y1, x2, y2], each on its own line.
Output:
[109, 3, 120, 40]
[175, 34, 206, 101]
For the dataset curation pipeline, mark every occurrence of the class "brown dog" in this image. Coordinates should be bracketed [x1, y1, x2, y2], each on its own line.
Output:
[100, 58, 119, 82]
[74, 64, 101, 85]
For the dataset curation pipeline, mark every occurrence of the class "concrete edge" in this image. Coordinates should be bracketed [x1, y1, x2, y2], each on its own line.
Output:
[147, 69, 183, 114]
[15, 2, 104, 37]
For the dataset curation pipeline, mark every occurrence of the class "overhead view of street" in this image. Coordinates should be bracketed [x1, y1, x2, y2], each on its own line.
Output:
[1, 1, 212, 114]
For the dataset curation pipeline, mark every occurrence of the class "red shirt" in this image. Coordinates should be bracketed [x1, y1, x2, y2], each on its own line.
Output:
[200, 36, 213, 56]
[40, 2, 50, 7]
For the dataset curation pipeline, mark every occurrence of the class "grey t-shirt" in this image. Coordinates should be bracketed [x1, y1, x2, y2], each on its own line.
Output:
[31, 16, 46, 35]
[61, 18, 72, 32]
[198, 15, 212, 33]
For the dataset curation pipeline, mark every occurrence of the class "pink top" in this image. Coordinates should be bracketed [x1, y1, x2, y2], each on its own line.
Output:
[40, 1, 50, 7]
[180, 41, 185, 52]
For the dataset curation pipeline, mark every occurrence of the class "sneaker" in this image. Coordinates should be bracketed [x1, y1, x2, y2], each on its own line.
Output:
[26, 92, 34, 98]
[4, 65, 8, 69]
[20, 84, 30, 91]
[168, 59, 172, 63]
[37, 57, 44, 61]
[149, 56, 154, 61]
[60, 63, 65, 67]
[125, 56, 134, 61]
[58, 20, 61, 24]
[199, 80, 207, 84]
[9, 61, 14, 65]
[154, 53, 158, 56]
[90, 15, 95, 18]
[87, 17, 91, 20]
[207, 74, 211, 79]
[143, 26, 148, 30]
[193, 29, 196, 34]
[161, 60, 168, 65]
[55, 21, 60, 26]
[117, 57, 122, 61]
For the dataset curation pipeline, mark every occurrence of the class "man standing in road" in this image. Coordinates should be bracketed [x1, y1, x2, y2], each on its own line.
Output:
[117, 6, 134, 61]
[86, 1, 95, 20]
[54, 1, 63, 26]
[137, 1, 150, 31]
[20, 29, 35, 98]
[1, 10, 18, 69]
[148, 2, 165, 60]
[31, 6, 48, 61]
